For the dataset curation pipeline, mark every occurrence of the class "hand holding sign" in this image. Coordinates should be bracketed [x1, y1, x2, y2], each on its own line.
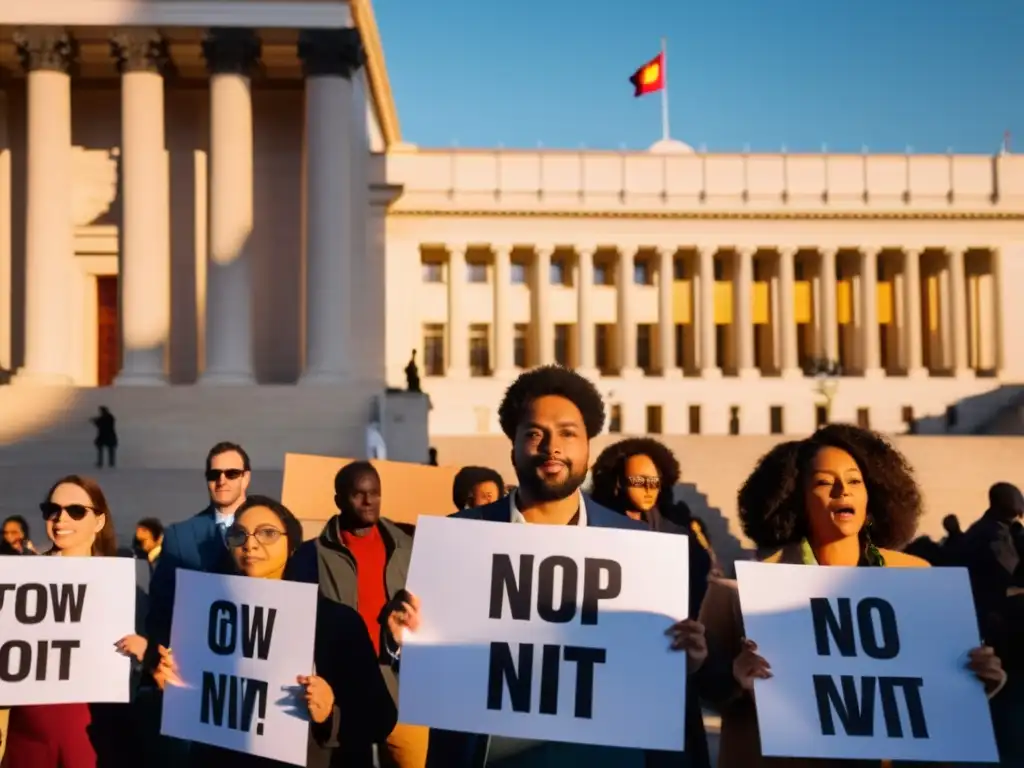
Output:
[153, 645, 183, 690]
[296, 674, 334, 724]
[665, 618, 707, 672]
[386, 590, 421, 648]
[733, 638, 772, 691]
[966, 645, 1006, 694]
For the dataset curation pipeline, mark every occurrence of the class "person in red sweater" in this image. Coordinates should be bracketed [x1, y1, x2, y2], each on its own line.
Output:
[286, 462, 425, 768]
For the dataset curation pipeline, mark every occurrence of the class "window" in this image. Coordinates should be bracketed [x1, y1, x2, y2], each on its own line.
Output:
[423, 324, 445, 376]
[688, 405, 702, 435]
[608, 404, 622, 433]
[594, 264, 611, 285]
[856, 407, 870, 429]
[467, 262, 488, 284]
[596, 324, 611, 374]
[554, 324, 570, 367]
[421, 261, 443, 283]
[770, 406, 784, 434]
[945, 405, 959, 430]
[903, 405, 917, 434]
[729, 405, 741, 435]
[673, 259, 687, 280]
[794, 260, 806, 281]
[513, 324, 528, 368]
[815, 404, 828, 428]
[636, 325, 652, 372]
[511, 262, 527, 284]
[469, 324, 490, 376]
[634, 261, 652, 285]
[550, 260, 568, 286]
[713, 258, 725, 281]
[646, 405, 663, 434]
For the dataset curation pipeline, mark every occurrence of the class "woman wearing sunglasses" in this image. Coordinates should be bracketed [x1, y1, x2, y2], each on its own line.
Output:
[2, 475, 137, 768]
[152, 495, 396, 767]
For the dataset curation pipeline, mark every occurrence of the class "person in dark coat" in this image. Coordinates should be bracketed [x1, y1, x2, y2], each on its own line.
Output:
[90, 407, 118, 468]
[153, 495, 396, 768]
[385, 366, 710, 768]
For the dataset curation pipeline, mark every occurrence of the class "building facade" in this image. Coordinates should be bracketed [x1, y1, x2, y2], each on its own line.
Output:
[0, 0, 1022, 440]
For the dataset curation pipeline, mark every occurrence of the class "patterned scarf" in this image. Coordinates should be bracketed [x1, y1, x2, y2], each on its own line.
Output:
[799, 533, 886, 567]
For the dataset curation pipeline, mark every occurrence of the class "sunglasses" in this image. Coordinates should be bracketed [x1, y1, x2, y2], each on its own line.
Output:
[206, 469, 245, 482]
[224, 527, 284, 549]
[39, 502, 96, 521]
[625, 475, 661, 491]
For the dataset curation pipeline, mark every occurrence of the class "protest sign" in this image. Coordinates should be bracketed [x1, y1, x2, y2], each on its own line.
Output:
[735, 561, 998, 763]
[160, 570, 318, 766]
[0, 555, 135, 705]
[398, 515, 690, 751]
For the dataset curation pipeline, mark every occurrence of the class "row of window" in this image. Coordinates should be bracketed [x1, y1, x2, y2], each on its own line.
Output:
[422, 256, 838, 286]
[603, 403, 957, 436]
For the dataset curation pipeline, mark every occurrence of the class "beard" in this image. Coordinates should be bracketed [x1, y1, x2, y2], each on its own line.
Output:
[514, 456, 587, 502]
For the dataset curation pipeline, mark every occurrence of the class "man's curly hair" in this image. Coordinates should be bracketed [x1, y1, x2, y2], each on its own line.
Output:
[589, 438, 681, 515]
[737, 424, 923, 551]
[497, 365, 605, 440]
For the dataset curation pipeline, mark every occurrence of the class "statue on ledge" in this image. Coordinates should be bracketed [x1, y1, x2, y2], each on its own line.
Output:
[405, 350, 421, 393]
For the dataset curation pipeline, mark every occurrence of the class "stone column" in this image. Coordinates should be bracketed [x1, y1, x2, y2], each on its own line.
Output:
[447, 244, 468, 377]
[777, 246, 801, 378]
[819, 247, 838, 364]
[617, 248, 640, 377]
[297, 28, 364, 384]
[860, 247, 883, 377]
[532, 247, 554, 366]
[735, 247, 757, 377]
[492, 244, 514, 377]
[948, 247, 971, 377]
[657, 246, 681, 377]
[575, 247, 598, 377]
[112, 31, 170, 385]
[902, 248, 926, 377]
[12, 30, 76, 385]
[199, 28, 260, 384]
[698, 246, 720, 377]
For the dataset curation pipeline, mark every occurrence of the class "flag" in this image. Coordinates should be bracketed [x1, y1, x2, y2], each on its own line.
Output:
[629, 53, 664, 97]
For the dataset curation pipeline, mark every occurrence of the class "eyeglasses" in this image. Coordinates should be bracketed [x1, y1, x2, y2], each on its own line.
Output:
[39, 502, 96, 521]
[206, 469, 245, 482]
[224, 527, 284, 549]
[625, 475, 661, 491]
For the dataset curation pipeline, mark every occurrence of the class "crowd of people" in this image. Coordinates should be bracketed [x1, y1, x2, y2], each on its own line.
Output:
[1, 363, 1022, 767]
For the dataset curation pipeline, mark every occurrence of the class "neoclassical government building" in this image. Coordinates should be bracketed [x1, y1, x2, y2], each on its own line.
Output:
[0, 0, 1022, 444]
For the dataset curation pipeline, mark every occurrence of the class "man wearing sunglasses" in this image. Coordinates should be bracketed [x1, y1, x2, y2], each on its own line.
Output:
[143, 441, 252, 670]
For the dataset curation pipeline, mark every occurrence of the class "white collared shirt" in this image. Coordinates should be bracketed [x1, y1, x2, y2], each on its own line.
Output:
[508, 489, 587, 526]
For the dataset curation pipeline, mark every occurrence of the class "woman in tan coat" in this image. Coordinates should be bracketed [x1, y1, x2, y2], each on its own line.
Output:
[697, 425, 1007, 768]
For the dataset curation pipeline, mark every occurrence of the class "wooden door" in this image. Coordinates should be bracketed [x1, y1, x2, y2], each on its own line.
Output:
[96, 276, 120, 386]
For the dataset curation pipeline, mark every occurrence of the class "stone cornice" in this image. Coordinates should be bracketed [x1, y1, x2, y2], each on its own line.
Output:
[387, 209, 1024, 221]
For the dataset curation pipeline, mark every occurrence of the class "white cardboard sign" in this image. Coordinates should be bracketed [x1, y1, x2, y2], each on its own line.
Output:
[160, 570, 319, 766]
[0, 556, 135, 705]
[399, 516, 690, 752]
[735, 561, 999, 763]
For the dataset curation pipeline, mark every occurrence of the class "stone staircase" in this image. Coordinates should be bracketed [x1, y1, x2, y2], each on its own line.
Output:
[0, 380, 405, 469]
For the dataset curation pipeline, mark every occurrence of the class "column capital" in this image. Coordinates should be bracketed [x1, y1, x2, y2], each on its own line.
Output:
[15, 28, 76, 74]
[819, 245, 839, 257]
[945, 245, 966, 257]
[202, 28, 261, 77]
[860, 246, 882, 257]
[777, 245, 799, 257]
[447, 243, 466, 257]
[534, 245, 554, 258]
[111, 30, 169, 75]
[735, 245, 757, 257]
[491, 244, 512, 257]
[575, 245, 597, 257]
[298, 28, 365, 79]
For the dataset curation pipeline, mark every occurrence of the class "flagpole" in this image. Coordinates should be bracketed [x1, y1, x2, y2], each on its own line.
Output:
[660, 37, 670, 141]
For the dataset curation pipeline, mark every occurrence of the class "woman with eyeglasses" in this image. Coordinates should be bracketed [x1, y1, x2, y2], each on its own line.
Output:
[588, 438, 714, 768]
[2, 475, 138, 768]
[151, 495, 396, 767]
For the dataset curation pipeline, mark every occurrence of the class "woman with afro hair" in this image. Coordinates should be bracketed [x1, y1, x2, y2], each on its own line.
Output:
[696, 424, 1007, 768]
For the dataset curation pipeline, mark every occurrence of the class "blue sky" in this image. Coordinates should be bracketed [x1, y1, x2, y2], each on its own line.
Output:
[374, 0, 1024, 153]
